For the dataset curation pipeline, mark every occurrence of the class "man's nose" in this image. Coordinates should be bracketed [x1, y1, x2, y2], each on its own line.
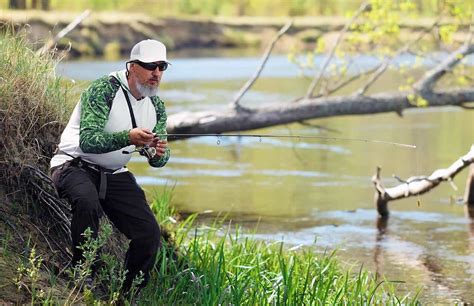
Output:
[151, 68, 162, 76]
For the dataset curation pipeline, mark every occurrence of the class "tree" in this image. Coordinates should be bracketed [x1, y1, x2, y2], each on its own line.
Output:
[11, 0, 49, 10]
[167, 1, 473, 137]
[41, 0, 49, 10]
[9, 0, 26, 9]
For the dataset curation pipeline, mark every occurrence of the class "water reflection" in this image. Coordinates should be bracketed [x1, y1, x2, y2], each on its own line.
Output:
[372, 207, 474, 303]
[466, 205, 474, 254]
[374, 216, 388, 278]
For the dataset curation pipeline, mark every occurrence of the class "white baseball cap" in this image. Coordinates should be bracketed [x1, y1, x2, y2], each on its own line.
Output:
[129, 39, 170, 64]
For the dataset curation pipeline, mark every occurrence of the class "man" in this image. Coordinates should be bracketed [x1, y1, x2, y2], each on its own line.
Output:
[50, 39, 171, 293]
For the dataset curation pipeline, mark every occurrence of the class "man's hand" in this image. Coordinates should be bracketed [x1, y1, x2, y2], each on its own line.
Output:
[128, 128, 155, 146]
[149, 138, 168, 157]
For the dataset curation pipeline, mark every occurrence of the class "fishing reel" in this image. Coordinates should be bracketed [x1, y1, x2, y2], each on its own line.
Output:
[122, 145, 156, 163]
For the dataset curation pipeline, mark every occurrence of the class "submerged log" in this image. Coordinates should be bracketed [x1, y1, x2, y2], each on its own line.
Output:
[465, 164, 474, 205]
[372, 144, 474, 216]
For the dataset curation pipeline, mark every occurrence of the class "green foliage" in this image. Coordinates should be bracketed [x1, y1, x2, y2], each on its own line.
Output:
[14, 248, 46, 303]
[407, 93, 429, 107]
[436, 0, 472, 45]
[222, 28, 261, 47]
[13, 222, 144, 304]
[289, 0, 472, 99]
[1, 0, 452, 17]
[346, 0, 410, 53]
[288, 0, 313, 17]
[103, 41, 122, 60]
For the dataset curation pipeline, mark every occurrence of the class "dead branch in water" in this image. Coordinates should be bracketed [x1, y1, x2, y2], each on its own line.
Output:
[372, 144, 474, 216]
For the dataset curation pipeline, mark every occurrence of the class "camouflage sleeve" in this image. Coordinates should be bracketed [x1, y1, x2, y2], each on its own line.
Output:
[149, 96, 170, 168]
[79, 76, 130, 153]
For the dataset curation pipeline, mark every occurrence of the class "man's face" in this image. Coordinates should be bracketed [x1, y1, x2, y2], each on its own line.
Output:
[129, 61, 167, 97]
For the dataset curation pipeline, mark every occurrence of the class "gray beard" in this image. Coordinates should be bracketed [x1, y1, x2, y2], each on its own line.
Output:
[136, 82, 159, 97]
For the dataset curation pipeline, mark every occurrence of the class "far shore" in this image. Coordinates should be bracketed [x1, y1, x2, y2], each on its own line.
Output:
[0, 10, 469, 59]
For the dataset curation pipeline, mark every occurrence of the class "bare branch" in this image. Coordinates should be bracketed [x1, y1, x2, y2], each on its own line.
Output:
[230, 20, 293, 112]
[319, 59, 356, 96]
[36, 10, 91, 55]
[326, 65, 379, 95]
[415, 30, 474, 95]
[305, 2, 371, 99]
[372, 144, 474, 215]
[357, 21, 439, 96]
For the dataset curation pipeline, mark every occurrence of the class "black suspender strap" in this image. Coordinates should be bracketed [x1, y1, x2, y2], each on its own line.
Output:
[110, 75, 138, 129]
[120, 86, 137, 129]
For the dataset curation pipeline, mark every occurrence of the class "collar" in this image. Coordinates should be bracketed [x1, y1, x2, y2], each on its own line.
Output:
[111, 70, 133, 95]
[111, 70, 145, 101]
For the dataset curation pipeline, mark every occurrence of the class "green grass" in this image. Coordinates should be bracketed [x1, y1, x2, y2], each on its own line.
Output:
[138, 193, 419, 305]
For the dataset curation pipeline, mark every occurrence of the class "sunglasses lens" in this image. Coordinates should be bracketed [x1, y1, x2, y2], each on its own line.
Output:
[136, 61, 168, 71]
[158, 62, 168, 71]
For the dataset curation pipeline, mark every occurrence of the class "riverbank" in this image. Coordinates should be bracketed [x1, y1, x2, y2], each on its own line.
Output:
[0, 10, 469, 59]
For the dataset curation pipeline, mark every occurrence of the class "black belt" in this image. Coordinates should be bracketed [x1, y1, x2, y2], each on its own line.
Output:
[56, 150, 120, 200]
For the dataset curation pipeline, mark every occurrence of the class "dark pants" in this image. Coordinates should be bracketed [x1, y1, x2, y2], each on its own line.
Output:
[51, 162, 161, 292]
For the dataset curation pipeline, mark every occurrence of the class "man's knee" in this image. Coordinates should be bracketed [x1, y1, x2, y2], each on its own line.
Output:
[71, 194, 101, 215]
[148, 221, 161, 249]
[139, 221, 161, 252]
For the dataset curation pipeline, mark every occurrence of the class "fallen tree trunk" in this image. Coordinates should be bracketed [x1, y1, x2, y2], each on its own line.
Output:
[372, 144, 474, 216]
[167, 88, 474, 136]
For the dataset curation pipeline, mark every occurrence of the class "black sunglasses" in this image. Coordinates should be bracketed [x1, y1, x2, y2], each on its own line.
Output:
[133, 61, 168, 72]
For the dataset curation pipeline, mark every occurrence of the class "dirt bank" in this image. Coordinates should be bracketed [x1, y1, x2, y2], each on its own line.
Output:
[0, 11, 468, 59]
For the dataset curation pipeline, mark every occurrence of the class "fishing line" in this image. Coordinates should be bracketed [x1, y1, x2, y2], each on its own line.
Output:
[155, 133, 417, 149]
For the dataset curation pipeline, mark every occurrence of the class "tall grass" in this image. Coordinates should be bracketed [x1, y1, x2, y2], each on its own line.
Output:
[0, 27, 70, 188]
[140, 195, 419, 305]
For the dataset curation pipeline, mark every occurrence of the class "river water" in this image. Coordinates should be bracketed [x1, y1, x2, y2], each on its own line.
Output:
[57, 51, 474, 303]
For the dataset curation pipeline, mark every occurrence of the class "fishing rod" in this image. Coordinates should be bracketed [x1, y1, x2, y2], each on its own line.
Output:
[155, 133, 417, 149]
[123, 133, 416, 161]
